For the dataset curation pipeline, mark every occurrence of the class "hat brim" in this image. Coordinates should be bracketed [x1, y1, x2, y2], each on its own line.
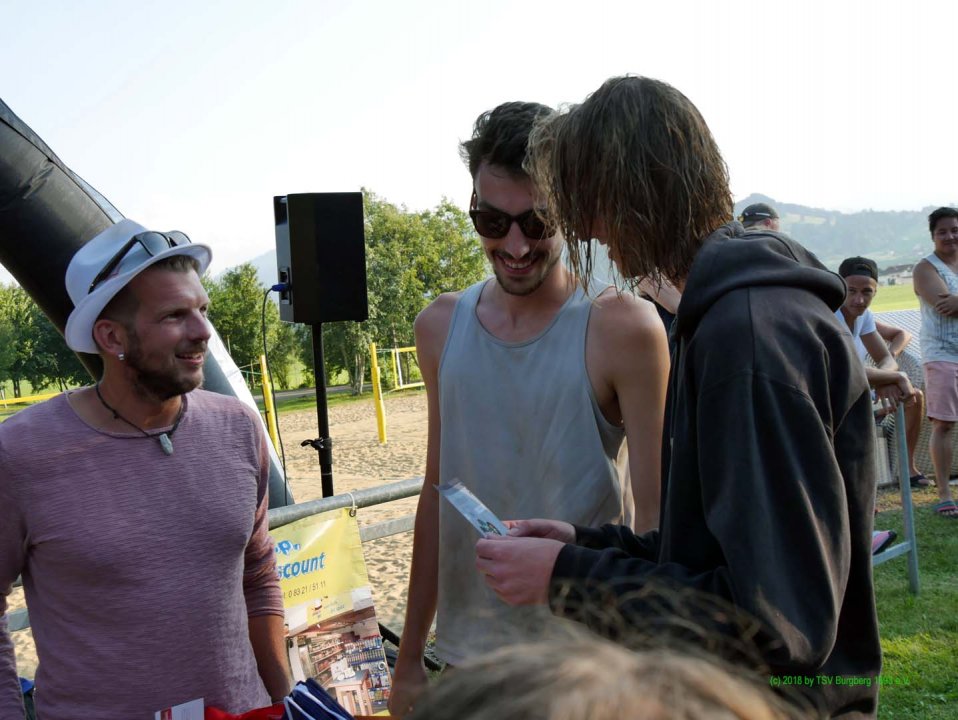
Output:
[65, 244, 212, 354]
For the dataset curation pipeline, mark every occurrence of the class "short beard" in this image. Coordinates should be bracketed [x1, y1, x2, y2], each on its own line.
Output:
[125, 329, 204, 402]
[494, 249, 561, 297]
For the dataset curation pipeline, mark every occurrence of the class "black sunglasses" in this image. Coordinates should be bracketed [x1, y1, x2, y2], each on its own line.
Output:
[88, 230, 191, 294]
[468, 192, 554, 240]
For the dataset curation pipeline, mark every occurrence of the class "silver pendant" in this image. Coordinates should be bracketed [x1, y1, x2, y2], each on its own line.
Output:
[159, 433, 174, 456]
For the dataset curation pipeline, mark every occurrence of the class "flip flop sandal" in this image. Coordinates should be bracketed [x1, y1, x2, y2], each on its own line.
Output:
[933, 500, 958, 518]
[910, 473, 932, 488]
[872, 529, 897, 554]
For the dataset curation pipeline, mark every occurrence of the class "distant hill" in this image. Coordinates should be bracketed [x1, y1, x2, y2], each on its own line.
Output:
[218, 197, 957, 283]
[209, 250, 282, 306]
[244, 249, 279, 289]
[211, 249, 278, 289]
[735, 194, 955, 272]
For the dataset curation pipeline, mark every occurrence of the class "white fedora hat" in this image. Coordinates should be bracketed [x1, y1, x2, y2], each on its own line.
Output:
[64, 218, 212, 354]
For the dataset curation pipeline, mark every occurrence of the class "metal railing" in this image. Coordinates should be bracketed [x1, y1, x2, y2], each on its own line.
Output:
[872, 403, 920, 594]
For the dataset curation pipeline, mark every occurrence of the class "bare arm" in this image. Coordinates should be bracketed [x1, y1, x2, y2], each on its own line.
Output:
[874, 320, 911, 358]
[588, 292, 669, 533]
[913, 260, 958, 316]
[243, 423, 292, 701]
[248, 614, 292, 701]
[861, 331, 897, 371]
[389, 294, 456, 718]
[0, 468, 26, 718]
[865, 367, 917, 416]
[860, 329, 912, 399]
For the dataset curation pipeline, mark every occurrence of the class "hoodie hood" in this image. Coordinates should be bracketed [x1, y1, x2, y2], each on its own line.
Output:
[674, 222, 846, 338]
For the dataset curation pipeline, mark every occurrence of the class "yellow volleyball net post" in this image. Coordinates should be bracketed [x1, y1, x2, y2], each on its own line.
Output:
[259, 354, 281, 455]
[0, 389, 63, 412]
[369, 342, 387, 445]
[387, 346, 424, 391]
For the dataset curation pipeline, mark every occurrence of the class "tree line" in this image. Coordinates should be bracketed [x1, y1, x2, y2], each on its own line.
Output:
[0, 190, 487, 397]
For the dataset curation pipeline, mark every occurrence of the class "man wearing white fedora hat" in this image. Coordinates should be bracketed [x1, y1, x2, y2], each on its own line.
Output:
[0, 219, 291, 718]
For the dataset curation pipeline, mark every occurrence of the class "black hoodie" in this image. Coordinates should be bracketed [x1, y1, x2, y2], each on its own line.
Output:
[552, 223, 880, 718]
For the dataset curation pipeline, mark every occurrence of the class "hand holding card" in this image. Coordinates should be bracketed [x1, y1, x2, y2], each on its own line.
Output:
[436, 478, 508, 537]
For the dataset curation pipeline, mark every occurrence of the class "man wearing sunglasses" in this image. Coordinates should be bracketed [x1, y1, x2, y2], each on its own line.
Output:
[0, 220, 291, 718]
[474, 77, 882, 718]
[389, 101, 669, 717]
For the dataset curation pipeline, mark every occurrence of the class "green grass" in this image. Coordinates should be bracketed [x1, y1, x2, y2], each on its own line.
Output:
[873, 486, 958, 718]
[0, 379, 46, 400]
[0, 381, 64, 422]
[267, 389, 373, 414]
[871, 284, 920, 312]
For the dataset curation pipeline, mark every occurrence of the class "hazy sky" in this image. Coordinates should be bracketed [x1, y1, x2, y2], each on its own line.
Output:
[2, 0, 956, 281]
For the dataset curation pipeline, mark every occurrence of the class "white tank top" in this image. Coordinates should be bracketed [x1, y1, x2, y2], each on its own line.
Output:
[920, 253, 958, 363]
[434, 278, 633, 663]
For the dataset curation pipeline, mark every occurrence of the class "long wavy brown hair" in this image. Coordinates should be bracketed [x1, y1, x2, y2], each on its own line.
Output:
[526, 76, 733, 288]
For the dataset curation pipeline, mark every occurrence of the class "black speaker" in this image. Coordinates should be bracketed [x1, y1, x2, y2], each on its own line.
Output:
[274, 192, 369, 324]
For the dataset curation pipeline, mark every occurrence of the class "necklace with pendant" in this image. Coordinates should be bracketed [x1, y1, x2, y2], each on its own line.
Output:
[94, 383, 185, 456]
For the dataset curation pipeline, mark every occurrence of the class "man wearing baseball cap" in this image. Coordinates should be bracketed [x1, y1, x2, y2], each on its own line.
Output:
[0, 219, 291, 718]
[836, 256, 925, 556]
[740, 202, 781, 231]
[836, 256, 925, 482]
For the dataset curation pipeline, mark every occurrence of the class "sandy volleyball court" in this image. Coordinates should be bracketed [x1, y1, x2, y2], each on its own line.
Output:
[10, 390, 426, 680]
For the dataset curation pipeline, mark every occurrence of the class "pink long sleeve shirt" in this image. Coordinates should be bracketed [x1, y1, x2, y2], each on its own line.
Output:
[0, 390, 284, 719]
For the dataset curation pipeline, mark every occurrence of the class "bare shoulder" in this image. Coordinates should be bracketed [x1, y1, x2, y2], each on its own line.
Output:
[874, 318, 905, 333]
[588, 287, 667, 347]
[913, 259, 934, 280]
[585, 288, 669, 414]
[912, 259, 945, 295]
[415, 291, 462, 353]
[585, 288, 669, 391]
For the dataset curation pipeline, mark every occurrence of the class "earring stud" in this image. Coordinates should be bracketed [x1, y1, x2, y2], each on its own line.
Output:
[118, 352, 125, 361]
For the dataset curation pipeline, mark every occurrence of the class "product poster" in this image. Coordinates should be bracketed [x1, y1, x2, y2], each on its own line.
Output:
[270, 508, 392, 717]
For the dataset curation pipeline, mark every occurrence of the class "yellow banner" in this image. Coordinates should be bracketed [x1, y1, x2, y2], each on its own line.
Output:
[271, 508, 391, 716]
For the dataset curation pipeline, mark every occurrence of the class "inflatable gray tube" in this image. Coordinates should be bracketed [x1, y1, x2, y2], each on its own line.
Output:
[0, 98, 293, 508]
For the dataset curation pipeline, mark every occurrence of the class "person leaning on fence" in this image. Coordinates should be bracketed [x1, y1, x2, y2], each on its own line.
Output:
[835, 256, 925, 484]
[0, 220, 292, 719]
[388, 101, 670, 717]
[912, 206, 958, 519]
[474, 76, 881, 718]
[835, 256, 923, 555]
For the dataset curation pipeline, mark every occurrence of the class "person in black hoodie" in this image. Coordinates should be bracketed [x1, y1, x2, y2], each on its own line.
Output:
[474, 76, 880, 719]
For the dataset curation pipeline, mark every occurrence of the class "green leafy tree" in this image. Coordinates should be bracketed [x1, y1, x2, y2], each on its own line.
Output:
[315, 190, 487, 394]
[293, 323, 317, 388]
[268, 313, 298, 389]
[0, 284, 40, 396]
[204, 264, 297, 390]
[0, 284, 86, 395]
[0, 314, 17, 394]
[416, 198, 488, 300]
[25, 310, 88, 391]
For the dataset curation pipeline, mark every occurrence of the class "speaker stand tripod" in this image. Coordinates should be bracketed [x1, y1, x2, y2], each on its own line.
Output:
[300, 322, 334, 498]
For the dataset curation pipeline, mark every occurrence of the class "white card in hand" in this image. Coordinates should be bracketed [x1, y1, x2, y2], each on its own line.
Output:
[437, 478, 508, 537]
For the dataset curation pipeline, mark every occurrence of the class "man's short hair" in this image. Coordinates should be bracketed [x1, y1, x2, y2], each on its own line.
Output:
[739, 203, 779, 229]
[929, 206, 958, 234]
[460, 102, 553, 179]
[838, 256, 878, 281]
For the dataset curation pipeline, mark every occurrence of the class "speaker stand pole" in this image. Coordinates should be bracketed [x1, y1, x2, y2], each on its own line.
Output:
[302, 322, 334, 498]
